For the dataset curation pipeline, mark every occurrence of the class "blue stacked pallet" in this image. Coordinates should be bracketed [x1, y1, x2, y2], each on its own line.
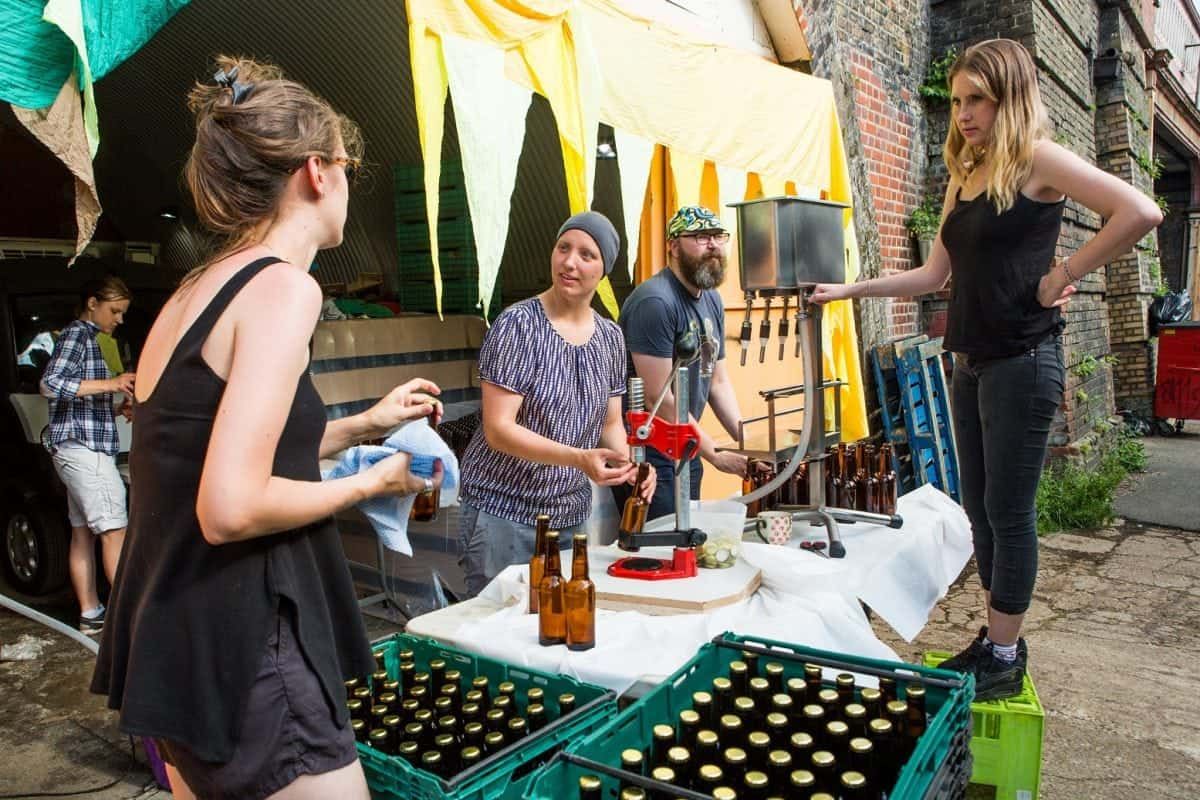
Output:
[871, 335, 960, 502]
[523, 632, 975, 800]
[360, 633, 616, 800]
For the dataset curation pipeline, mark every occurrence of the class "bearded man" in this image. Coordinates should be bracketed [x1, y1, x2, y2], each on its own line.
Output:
[613, 206, 753, 520]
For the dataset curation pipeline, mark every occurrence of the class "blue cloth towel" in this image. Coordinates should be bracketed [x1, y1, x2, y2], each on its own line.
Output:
[322, 419, 460, 555]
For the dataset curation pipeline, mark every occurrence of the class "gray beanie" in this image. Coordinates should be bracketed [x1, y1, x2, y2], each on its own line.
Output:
[556, 211, 620, 275]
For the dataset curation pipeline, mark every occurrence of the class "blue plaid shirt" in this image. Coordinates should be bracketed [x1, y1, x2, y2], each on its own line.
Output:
[40, 319, 120, 456]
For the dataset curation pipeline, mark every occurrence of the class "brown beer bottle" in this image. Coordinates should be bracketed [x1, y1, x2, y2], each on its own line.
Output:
[865, 444, 882, 513]
[854, 446, 872, 511]
[651, 724, 676, 768]
[537, 531, 566, 645]
[840, 444, 858, 509]
[859, 687, 883, 721]
[825, 446, 840, 508]
[904, 685, 928, 746]
[793, 461, 811, 506]
[529, 514, 550, 614]
[744, 460, 763, 518]
[578, 775, 603, 800]
[879, 443, 897, 515]
[620, 748, 645, 792]
[621, 463, 652, 534]
[564, 533, 596, 651]
[411, 483, 439, 522]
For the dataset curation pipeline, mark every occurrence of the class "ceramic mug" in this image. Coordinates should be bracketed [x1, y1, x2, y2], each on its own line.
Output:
[756, 510, 793, 546]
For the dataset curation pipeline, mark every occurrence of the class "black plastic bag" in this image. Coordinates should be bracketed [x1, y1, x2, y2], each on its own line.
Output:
[1149, 291, 1193, 335]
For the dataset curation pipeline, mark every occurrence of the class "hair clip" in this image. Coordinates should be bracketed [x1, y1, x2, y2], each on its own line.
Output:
[213, 66, 254, 104]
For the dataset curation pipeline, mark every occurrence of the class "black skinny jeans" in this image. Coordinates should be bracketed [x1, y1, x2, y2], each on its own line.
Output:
[951, 337, 1065, 616]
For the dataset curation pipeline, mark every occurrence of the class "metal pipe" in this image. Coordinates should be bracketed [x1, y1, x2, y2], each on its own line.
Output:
[675, 365, 691, 532]
[737, 295, 817, 504]
[628, 377, 646, 463]
[0, 591, 99, 654]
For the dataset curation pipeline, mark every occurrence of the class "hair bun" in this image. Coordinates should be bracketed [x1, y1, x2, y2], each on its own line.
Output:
[187, 55, 283, 116]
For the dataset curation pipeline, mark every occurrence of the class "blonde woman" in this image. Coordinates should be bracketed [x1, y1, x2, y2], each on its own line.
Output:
[813, 39, 1161, 700]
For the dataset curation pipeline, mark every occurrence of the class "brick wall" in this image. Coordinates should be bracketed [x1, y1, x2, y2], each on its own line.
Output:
[1094, 3, 1161, 415]
[795, 0, 1162, 443]
[795, 0, 930, 351]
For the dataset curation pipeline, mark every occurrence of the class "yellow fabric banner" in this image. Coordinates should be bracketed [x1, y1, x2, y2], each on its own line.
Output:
[405, 0, 867, 439]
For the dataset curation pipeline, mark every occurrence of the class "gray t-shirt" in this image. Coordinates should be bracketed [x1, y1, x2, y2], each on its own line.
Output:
[619, 268, 726, 422]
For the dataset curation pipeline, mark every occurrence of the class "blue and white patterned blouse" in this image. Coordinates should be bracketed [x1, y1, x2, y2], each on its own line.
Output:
[460, 297, 626, 528]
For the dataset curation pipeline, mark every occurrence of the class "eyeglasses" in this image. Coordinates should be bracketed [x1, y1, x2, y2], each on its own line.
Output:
[680, 231, 730, 246]
[329, 156, 362, 184]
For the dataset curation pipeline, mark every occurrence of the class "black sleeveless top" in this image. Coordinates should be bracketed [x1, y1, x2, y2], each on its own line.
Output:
[91, 258, 374, 762]
[941, 189, 1066, 359]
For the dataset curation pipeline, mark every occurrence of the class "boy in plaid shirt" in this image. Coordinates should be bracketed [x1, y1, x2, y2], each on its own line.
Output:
[40, 277, 134, 633]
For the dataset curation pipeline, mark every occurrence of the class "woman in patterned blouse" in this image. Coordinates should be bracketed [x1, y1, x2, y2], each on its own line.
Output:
[457, 212, 654, 597]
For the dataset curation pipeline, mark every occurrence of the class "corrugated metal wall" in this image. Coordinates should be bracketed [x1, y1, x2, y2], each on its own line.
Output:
[88, 0, 634, 312]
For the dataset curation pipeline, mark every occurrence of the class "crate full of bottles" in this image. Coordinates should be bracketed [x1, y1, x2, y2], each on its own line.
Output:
[523, 632, 974, 800]
[351, 632, 617, 800]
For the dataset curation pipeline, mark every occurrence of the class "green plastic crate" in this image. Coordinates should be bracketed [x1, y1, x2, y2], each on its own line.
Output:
[398, 252, 481, 282]
[398, 280, 497, 316]
[394, 191, 472, 226]
[394, 160, 465, 185]
[359, 633, 616, 800]
[524, 632, 974, 800]
[396, 219, 476, 251]
[925, 652, 1044, 800]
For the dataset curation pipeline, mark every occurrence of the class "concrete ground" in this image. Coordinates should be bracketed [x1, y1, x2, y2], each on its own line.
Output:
[1, 424, 1196, 799]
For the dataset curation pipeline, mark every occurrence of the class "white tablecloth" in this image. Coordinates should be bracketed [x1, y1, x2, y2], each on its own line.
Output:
[406, 485, 972, 695]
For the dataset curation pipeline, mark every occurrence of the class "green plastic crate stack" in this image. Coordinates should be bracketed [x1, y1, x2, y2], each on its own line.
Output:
[354, 633, 616, 800]
[925, 651, 1044, 800]
[394, 161, 487, 313]
[523, 632, 975, 800]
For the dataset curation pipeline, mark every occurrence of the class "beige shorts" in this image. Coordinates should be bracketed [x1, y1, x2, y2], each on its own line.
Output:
[51, 441, 127, 533]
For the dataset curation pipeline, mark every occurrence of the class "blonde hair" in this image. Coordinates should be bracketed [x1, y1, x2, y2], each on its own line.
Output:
[943, 39, 1050, 214]
[183, 55, 363, 272]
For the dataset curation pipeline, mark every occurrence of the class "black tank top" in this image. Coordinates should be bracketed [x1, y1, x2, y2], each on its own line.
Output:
[941, 189, 1066, 359]
[91, 258, 374, 762]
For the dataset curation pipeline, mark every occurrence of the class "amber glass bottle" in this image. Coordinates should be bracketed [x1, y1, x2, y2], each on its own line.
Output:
[834, 444, 851, 508]
[537, 531, 566, 645]
[740, 460, 760, 517]
[564, 534, 595, 651]
[411, 485, 439, 522]
[879, 443, 897, 515]
[620, 463, 651, 534]
[529, 514, 550, 614]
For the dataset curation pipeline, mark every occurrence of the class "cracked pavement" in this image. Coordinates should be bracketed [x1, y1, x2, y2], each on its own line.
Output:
[875, 518, 1200, 798]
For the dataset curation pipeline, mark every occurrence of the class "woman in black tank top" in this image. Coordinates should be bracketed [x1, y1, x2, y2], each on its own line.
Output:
[91, 57, 444, 800]
[813, 40, 1161, 701]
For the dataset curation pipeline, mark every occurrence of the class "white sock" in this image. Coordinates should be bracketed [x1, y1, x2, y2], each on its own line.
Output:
[81, 605, 104, 619]
[984, 637, 1018, 663]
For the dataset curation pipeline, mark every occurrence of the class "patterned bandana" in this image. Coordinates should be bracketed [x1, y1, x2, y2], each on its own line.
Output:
[667, 205, 725, 239]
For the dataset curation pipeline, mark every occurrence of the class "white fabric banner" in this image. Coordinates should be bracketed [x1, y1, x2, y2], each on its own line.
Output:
[443, 35, 531, 313]
[611, 128, 655, 280]
[714, 162, 747, 244]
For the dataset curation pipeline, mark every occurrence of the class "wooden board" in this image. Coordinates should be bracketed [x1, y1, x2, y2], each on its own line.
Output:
[589, 546, 762, 616]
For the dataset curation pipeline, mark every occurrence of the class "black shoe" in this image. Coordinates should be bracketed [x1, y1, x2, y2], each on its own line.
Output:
[79, 608, 105, 636]
[973, 646, 1026, 702]
[937, 626, 990, 673]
